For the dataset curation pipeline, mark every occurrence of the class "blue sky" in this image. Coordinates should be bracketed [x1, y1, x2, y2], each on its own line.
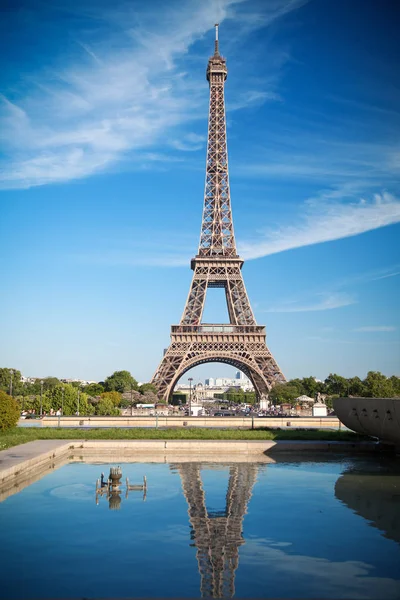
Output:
[1, 0, 399, 384]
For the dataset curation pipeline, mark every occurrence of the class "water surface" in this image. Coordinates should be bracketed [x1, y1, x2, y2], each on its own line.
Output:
[0, 456, 399, 599]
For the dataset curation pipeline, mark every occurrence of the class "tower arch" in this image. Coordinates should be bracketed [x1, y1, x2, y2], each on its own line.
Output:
[166, 355, 267, 402]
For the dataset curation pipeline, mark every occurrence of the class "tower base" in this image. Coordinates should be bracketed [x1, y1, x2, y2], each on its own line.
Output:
[152, 324, 285, 401]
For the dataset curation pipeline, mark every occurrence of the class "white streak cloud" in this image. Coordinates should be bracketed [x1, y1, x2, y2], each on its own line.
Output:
[264, 292, 356, 313]
[353, 326, 396, 332]
[0, 0, 306, 189]
[240, 191, 400, 260]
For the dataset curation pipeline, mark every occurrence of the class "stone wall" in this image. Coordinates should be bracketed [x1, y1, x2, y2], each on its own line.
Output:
[333, 397, 400, 445]
[39, 415, 340, 429]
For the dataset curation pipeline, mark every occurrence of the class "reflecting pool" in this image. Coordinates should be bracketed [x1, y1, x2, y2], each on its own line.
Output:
[0, 455, 399, 599]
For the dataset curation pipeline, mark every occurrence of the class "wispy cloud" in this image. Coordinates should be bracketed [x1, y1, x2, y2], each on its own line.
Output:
[239, 138, 400, 183]
[0, 0, 306, 189]
[241, 538, 400, 599]
[353, 326, 396, 332]
[263, 292, 356, 313]
[369, 270, 400, 281]
[240, 191, 400, 260]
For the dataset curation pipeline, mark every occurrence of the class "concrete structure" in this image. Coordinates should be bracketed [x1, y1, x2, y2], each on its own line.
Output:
[333, 397, 400, 446]
[313, 402, 328, 417]
[38, 414, 342, 429]
[189, 404, 204, 416]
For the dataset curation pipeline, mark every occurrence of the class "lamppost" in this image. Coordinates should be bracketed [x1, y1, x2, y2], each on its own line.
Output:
[9, 369, 14, 397]
[188, 377, 193, 417]
[40, 380, 44, 417]
[77, 388, 80, 416]
[61, 387, 65, 416]
[130, 383, 134, 416]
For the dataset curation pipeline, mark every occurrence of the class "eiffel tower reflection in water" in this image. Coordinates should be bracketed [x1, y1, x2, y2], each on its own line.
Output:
[173, 463, 262, 598]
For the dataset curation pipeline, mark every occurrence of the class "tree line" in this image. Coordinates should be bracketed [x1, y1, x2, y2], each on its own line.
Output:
[268, 372, 400, 408]
[1, 367, 399, 415]
[0, 369, 160, 416]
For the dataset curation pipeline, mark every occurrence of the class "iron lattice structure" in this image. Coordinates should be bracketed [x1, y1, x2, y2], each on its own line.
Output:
[175, 462, 260, 598]
[152, 25, 285, 401]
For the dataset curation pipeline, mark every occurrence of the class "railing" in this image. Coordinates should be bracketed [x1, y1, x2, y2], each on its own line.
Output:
[171, 324, 266, 334]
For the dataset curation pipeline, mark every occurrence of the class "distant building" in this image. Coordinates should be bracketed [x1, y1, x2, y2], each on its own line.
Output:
[179, 370, 254, 394]
[60, 379, 98, 386]
[20, 376, 37, 384]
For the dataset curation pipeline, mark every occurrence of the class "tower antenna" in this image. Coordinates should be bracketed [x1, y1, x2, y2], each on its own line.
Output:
[214, 23, 219, 55]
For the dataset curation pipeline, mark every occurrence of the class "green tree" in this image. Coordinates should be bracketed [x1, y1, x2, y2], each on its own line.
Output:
[84, 383, 104, 397]
[95, 398, 119, 416]
[40, 377, 61, 391]
[287, 378, 306, 396]
[27, 380, 42, 395]
[100, 391, 122, 407]
[224, 387, 246, 404]
[363, 371, 395, 398]
[0, 368, 22, 395]
[138, 383, 158, 395]
[324, 374, 349, 397]
[42, 384, 92, 415]
[300, 376, 323, 397]
[104, 371, 138, 393]
[389, 375, 400, 396]
[347, 376, 365, 397]
[244, 392, 256, 404]
[0, 390, 20, 431]
[268, 383, 300, 405]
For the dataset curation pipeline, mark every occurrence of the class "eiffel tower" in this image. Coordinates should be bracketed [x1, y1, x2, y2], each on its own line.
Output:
[175, 463, 259, 598]
[152, 25, 285, 401]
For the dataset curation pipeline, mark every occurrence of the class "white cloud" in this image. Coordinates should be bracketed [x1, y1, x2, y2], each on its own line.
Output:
[353, 326, 396, 332]
[370, 270, 400, 281]
[239, 191, 400, 260]
[170, 133, 206, 152]
[264, 292, 356, 313]
[241, 538, 400, 599]
[0, 0, 306, 189]
[239, 138, 400, 182]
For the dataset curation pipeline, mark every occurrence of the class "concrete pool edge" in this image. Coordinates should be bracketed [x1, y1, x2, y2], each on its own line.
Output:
[0, 438, 395, 490]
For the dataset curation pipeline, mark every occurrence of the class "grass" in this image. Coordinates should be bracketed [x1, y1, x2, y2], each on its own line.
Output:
[0, 426, 368, 451]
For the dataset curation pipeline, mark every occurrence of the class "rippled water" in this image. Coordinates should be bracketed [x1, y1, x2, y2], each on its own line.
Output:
[0, 455, 399, 599]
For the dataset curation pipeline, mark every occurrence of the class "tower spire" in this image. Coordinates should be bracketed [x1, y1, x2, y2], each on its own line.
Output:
[214, 23, 219, 55]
